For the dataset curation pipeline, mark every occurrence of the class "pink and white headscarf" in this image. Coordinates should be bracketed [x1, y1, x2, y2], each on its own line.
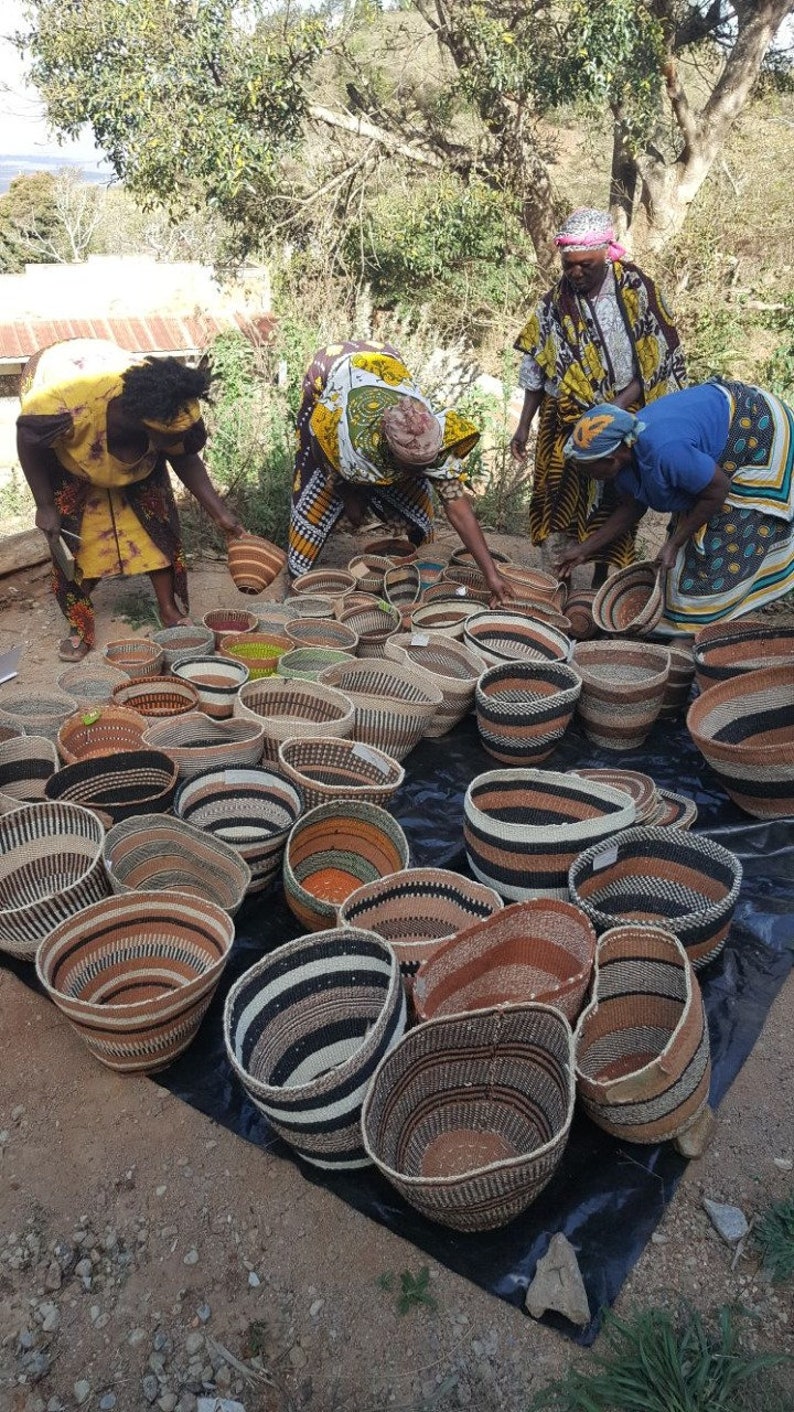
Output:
[554, 207, 626, 262]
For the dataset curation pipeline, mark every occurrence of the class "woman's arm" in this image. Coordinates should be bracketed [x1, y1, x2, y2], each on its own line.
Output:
[442, 495, 514, 606]
[555, 495, 646, 578]
[168, 452, 244, 537]
[509, 388, 543, 463]
[613, 377, 643, 411]
[656, 467, 731, 570]
[16, 427, 62, 541]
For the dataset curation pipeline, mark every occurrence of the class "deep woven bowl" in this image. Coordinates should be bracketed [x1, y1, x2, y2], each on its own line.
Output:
[227, 534, 286, 594]
[277, 736, 404, 812]
[201, 609, 258, 652]
[171, 656, 250, 719]
[442, 563, 489, 593]
[37, 890, 234, 1073]
[291, 569, 357, 598]
[224, 927, 407, 1169]
[142, 712, 267, 780]
[254, 602, 299, 632]
[0, 735, 58, 804]
[151, 624, 215, 670]
[276, 648, 355, 681]
[503, 599, 573, 635]
[0, 802, 111, 961]
[57, 706, 148, 764]
[498, 566, 567, 609]
[409, 601, 475, 640]
[102, 639, 164, 679]
[413, 898, 596, 1024]
[111, 676, 200, 718]
[686, 663, 794, 818]
[234, 678, 355, 761]
[659, 644, 696, 721]
[0, 689, 78, 743]
[463, 611, 572, 669]
[692, 620, 794, 692]
[56, 662, 129, 707]
[653, 789, 699, 829]
[284, 617, 359, 653]
[464, 768, 636, 902]
[103, 813, 250, 914]
[338, 602, 402, 657]
[571, 768, 659, 824]
[361, 1004, 575, 1232]
[337, 867, 503, 978]
[384, 632, 485, 736]
[44, 749, 180, 824]
[475, 661, 582, 766]
[574, 924, 711, 1142]
[592, 561, 663, 635]
[318, 659, 443, 761]
[384, 563, 422, 612]
[283, 800, 410, 932]
[573, 640, 670, 749]
[175, 765, 304, 894]
[564, 590, 599, 642]
[219, 632, 292, 680]
[347, 554, 393, 595]
[568, 825, 743, 970]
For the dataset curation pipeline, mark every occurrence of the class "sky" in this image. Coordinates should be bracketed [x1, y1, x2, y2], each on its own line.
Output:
[0, 0, 108, 163]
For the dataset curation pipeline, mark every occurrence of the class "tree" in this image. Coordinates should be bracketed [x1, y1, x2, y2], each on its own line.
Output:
[0, 168, 103, 270]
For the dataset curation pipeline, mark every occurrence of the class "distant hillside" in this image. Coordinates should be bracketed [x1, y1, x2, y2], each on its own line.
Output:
[0, 154, 114, 194]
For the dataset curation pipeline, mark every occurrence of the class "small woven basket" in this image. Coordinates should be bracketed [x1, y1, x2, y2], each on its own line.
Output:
[658, 643, 696, 721]
[171, 655, 250, 719]
[291, 568, 357, 598]
[692, 620, 794, 692]
[234, 678, 355, 761]
[276, 647, 354, 681]
[415, 556, 447, 592]
[254, 602, 298, 632]
[347, 554, 393, 595]
[151, 624, 215, 670]
[283, 799, 410, 932]
[361, 1004, 575, 1232]
[56, 662, 128, 707]
[592, 561, 664, 635]
[0, 734, 59, 803]
[201, 608, 258, 652]
[103, 813, 250, 914]
[475, 660, 582, 766]
[0, 801, 111, 961]
[573, 640, 670, 749]
[498, 565, 567, 609]
[652, 789, 698, 830]
[572, 768, 659, 824]
[442, 563, 489, 594]
[142, 711, 266, 780]
[686, 662, 794, 818]
[338, 602, 402, 658]
[463, 611, 572, 669]
[277, 736, 404, 812]
[102, 639, 164, 678]
[568, 824, 743, 970]
[563, 590, 598, 642]
[57, 706, 148, 765]
[111, 676, 200, 718]
[37, 890, 234, 1073]
[384, 632, 485, 736]
[574, 924, 711, 1143]
[413, 898, 596, 1024]
[360, 536, 418, 562]
[224, 927, 407, 1169]
[423, 581, 489, 607]
[284, 617, 359, 653]
[318, 659, 443, 761]
[383, 563, 422, 613]
[44, 749, 179, 825]
[0, 689, 78, 743]
[175, 765, 303, 894]
[409, 601, 475, 640]
[503, 599, 572, 634]
[219, 632, 292, 680]
[227, 533, 286, 594]
[285, 594, 337, 619]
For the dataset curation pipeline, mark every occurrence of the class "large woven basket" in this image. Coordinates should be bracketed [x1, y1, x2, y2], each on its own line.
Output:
[347, 553, 393, 595]
[56, 662, 128, 708]
[502, 599, 572, 635]
[291, 568, 357, 598]
[692, 620, 794, 692]
[57, 706, 148, 764]
[568, 825, 743, 970]
[592, 561, 663, 635]
[318, 659, 443, 761]
[151, 624, 215, 670]
[423, 581, 489, 607]
[409, 601, 475, 640]
[573, 640, 670, 749]
[572, 768, 659, 824]
[574, 924, 711, 1143]
[219, 632, 292, 680]
[338, 602, 402, 657]
[37, 890, 234, 1073]
[277, 736, 404, 812]
[686, 663, 794, 818]
[283, 799, 410, 932]
[463, 611, 572, 669]
[234, 678, 355, 762]
[413, 898, 596, 1024]
[111, 676, 200, 718]
[564, 590, 598, 642]
[201, 608, 258, 652]
[175, 765, 303, 894]
[142, 712, 266, 780]
[384, 632, 485, 736]
[227, 533, 286, 594]
[659, 644, 696, 721]
[276, 648, 354, 681]
[103, 813, 250, 914]
[498, 566, 567, 609]
[337, 866, 503, 979]
[0, 689, 78, 743]
[224, 927, 407, 1169]
[102, 639, 164, 679]
[0, 735, 59, 803]
[44, 749, 179, 824]
[284, 617, 359, 653]
[361, 1004, 575, 1232]
[475, 661, 582, 766]
[0, 801, 111, 961]
[464, 768, 636, 902]
[171, 656, 250, 719]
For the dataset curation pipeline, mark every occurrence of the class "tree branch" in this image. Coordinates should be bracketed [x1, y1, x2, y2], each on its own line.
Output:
[307, 104, 444, 168]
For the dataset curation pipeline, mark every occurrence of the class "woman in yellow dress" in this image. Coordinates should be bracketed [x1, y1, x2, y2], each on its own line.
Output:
[16, 338, 242, 661]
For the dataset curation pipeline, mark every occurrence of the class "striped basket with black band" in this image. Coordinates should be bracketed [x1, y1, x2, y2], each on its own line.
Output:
[283, 799, 410, 932]
[318, 659, 443, 762]
[658, 644, 696, 721]
[383, 563, 422, 613]
[175, 765, 304, 894]
[686, 663, 794, 819]
[111, 676, 200, 718]
[0, 734, 58, 803]
[652, 789, 698, 830]
[103, 813, 251, 915]
[571, 768, 660, 825]
[44, 749, 179, 824]
[171, 656, 250, 719]
[234, 678, 355, 762]
[277, 736, 404, 813]
[692, 619, 794, 692]
[338, 602, 402, 658]
[463, 612, 572, 669]
[573, 640, 670, 750]
[475, 661, 582, 766]
[409, 600, 476, 640]
[385, 633, 484, 736]
[0, 801, 111, 961]
[142, 713, 266, 780]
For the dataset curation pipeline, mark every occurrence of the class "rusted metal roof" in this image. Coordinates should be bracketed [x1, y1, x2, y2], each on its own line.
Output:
[0, 311, 275, 362]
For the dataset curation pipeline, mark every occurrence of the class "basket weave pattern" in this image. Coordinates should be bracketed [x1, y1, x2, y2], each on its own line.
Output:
[175, 766, 303, 894]
[318, 660, 443, 761]
[171, 656, 250, 719]
[56, 662, 128, 707]
[277, 648, 354, 681]
[573, 640, 670, 749]
[201, 609, 258, 652]
[151, 624, 215, 670]
[143, 712, 266, 779]
[103, 813, 250, 913]
[102, 639, 164, 678]
[111, 676, 200, 717]
[57, 707, 148, 764]
[292, 569, 356, 597]
[0, 689, 78, 743]
[463, 612, 572, 669]
[692, 620, 794, 692]
[338, 867, 503, 977]
[284, 618, 358, 652]
[283, 800, 410, 931]
[277, 737, 404, 812]
[0, 735, 59, 802]
[0, 801, 111, 960]
[227, 534, 286, 593]
[339, 603, 402, 658]
[592, 562, 663, 635]
[475, 661, 582, 766]
[219, 633, 292, 680]
[686, 663, 794, 818]
[44, 749, 179, 823]
[235, 679, 355, 761]
[385, 633, 484, 736]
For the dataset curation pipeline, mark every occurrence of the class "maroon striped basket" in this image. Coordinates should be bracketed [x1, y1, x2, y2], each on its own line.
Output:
[564, 590, 598, 642]
[227, 533, 286, 594]
[658, 643, 696, 721]
[277, 736, 404, 812]
[347, 554, 393, 595]
[110, 676, 200, 718]
[573, 640, 670, 749]
[475, 661, 582, 766]
[338, 602, 402, 658]
[652, 789, 698, 830]
[571, 768, 659, 825]
[692, 619, 794, 692]
[686, 663, 794, 818]
[592, 561, 663, 635]
[142, 712, 266, 779]
[409, 601, 475, 640]
[57, 706, 148, 765]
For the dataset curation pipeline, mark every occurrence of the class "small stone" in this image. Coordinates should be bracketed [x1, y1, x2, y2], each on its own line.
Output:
[702, 1198, 749, 1245]
[309, 1299, 324, 1317]
[177, 1398, 198, 1412]
[11, 1104, 25, 1122]
[215, 1365, 232, 1388]
[197, 1304, 211, 1324]
[40, 1304, 60, 1333]
[128, 1328, 147, 1347]
[99, 1396, 118, 1411]
[142, 1373, 160, 1403]
[674, 1106, 716, 1159]
[288, 1346, 307, 1370]
[651, 1232, 669, 1245]
[74, 1257, 92, 1280]
[74, 1381, 91, 1406]
[95, 1312, 109, 1330]
[183, 1248, 199, 1266]
[185, 1332, 204, 1357]
[773, 1157, 793, 1173]
[153, 1330, 170, 1353]
[23, 1351, 51, 1381]
[156, 1186, 167, 1197]
[247, 1271, 260, 1287]
[44, 1261, 63, 1292]
[18, 1329, 35, 1350]
[47, 1400, 64, 1412]
[196, 1401, 245, 1412]
[525, 1233, 591, 1327]
[158, 1396, 178, 1412]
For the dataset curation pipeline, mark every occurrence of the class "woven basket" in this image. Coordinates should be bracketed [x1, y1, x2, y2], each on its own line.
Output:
[658, 644, 696, 721]
[234, 678, 355, 762]
[111, 676, 200, 718]
[102, 639, 164, 678]
[409, 601, 475, 640]
[201, 608, 258, 652]
[361, 1004, 575, 1232]
[573, 640, 670, 749]
[277, 736, 404, 812]
[224, 927, 407, 1169]
[652, 789, 698, 830]
[498, 566, 567, 609]
[592, 561, 664, 635]
[142, 711, 266, 780]
[317, 659, 443, 762]
[254, 602, 299, 632]
[475, 661, 582, 767]
[361, 536, 418, 562]
[37, 890, 234, 1073]
[692, 620, 794, 692]
[0, 801, 111, 960]
[442, 563, 489, 594]
[0, 689, 78, 743]
[0, 735, 58, 803]
[568, 824, 742, 970]
[383, 563, 422, 613]
[175, 765, 303, 894]
[151, 624, 215, 670]
[464, 768, 636, 902]
[283, 799, 410, 932]
[0, 724, 24, 744]
[284, 617, 359, 653]
[171, 655, 250, 719]
[687, 662, 794, 818]
[503, 599, 573, 635]
[291, 568, 357, 598]
[276, 648, 354, 681]
[338, 867, 503, 978]
[57, 706, 148, 765]
[414, 898, 596, 1023]
[56, 662, 128, 707]
[572, 768, 659, 824]
[574, 924, 711, 1143]
[564, 590, 599, 642]
[415, 556, 447, 592]
[423, 580, 489, 607]
[285, 594, 337, 619]
[338, 602, 402, 657]
[448, 547, 512, 570]
[103, 813, 250, 913]
[219, 632, 292, 680]
[384, 632, 485, 736]
[463, 611, 572, 669]
[227, 533, 286, 594]
[347, 554, 393, 595]
[44, 749, 179, 825]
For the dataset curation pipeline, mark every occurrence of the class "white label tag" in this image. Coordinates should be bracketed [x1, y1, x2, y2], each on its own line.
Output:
[455, 586, 467, 597]
[350, 562, 369, 580]
[352, 742, 389, 774]
[592, 844, 619, 871]
[410, 633, 430, 647]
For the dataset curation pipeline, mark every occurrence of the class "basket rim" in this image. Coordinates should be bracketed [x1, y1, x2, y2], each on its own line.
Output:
[338, 865, 503, 928]
[591, 560, 663, 633]
[686, 662, 794, 757]
[0, 800, 106, 915]
[278, 735, 405, 787]
[283, 800, 410, 914]
[567, 824, 743, 926]
[172, 655, 251, 686]
[143, 711, 266, 748]
[464, 768, 637, 842]
[102, 812, 252, 908]
[175, 763, 304, 821]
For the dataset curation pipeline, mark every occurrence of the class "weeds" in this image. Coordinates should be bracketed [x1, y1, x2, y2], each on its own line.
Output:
[114, 587, 160, 631]
[378, 1266, 438, 1316]
[754, 1194, 794, 1283]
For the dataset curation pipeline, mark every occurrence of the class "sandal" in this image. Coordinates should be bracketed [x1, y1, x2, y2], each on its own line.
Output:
[58, 635, 91, 663]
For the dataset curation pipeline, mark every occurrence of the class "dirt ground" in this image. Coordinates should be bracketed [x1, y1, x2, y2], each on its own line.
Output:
[0, 523, 792, 1412]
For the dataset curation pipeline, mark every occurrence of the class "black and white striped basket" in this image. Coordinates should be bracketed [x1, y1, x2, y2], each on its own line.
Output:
[175, 766, 304, 894]
[0, 734, 58, 803]
[0, 801, 111, 961]
[475, 661, 582, 766]
[463, 612, 572, 669]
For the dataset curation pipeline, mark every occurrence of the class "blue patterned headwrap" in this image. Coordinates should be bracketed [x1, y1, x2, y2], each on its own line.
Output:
[563, 404, 645, 462]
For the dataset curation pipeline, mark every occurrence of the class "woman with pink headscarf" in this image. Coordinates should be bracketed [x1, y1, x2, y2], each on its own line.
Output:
[509, 208, 686, 586]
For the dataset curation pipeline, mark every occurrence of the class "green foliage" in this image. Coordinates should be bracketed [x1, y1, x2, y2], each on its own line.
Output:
[763, 296, 794, 401]
[376, 1266, 438, 1315]
[754, 1194, 794, 1283]
[114, 587, 160, 631]
[455, 372, 532, 532]
[0, 172, 60, 272]
[550, 0, 666, 143]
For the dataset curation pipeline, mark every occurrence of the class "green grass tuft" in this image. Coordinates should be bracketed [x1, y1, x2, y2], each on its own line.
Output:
[754, 1194, 794, 1283]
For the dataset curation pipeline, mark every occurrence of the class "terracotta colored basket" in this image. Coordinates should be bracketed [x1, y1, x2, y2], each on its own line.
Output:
[277, 736, 404, 812]
[384, 632, 485, 736]
[574, 925, 711, 1143]
[572, 768, 659, 825]
[276, 648, 354, 681]
[201, 608, 258, 652]
[347, 554, 393, 595]
[0, 801, 111, 961]
[111, 676, 200, 718]
[284, 617, 359, 653]
[0, 689, 78, 743]
[56, 662, 128, 707]
[151, 624, 215, 670]
[409, 601, 475, 640]
[103, 813, 250, 914]
[686, 663, 794, 818]
[0, 735, 59, 804]
[219, 632, 292, 680]
[463, 768, 636, 902]
[659, 643, 696, 721]
[171, 655, 250, 719]
[573, 640, 670, 749]
[413, 898, 596, 1024]
[568, 824, 742, 970]
[692, 620, 794, 692]
[234, 678, 355, 762]
[227, 533, 286, 594]
[102, 639, 164, 679]
[564, 590, 599, 642]
[318, 659, 443, 762]
[498, 566, 567, 609]
[283, 800, 410, 932]
[57, 706, 148, 765]
[338, 602, 402, 658]
[361, 1004, 575, 1232]
[142, 711, 266, 780]
[37, 890, 234, 1073]
[592, 561, 664, 636]
[291, 569, 357, 598]
[175, 765, 303, 894]
[475, 661, 582, 766]
[463, 611, 572, 668]
[224, 927, 407, 1169]
[44, 749, 179, 825]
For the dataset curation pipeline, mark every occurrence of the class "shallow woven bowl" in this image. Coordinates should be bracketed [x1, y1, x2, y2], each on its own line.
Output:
[413, 898, 596, 1024]
[361, 1003, 575, 1232]
[338, 602, 402, 658]
[360, 536, 418, 562]
[475, 661, 582, 767]
[686, 662, 794, 818]
[103, 813, 250, 914]
[692, 620, 794, 692]
[574, 924, 711, 1143]
[171, 656, 250, 719]
[56, 662, 129, 708]
[409, 601, 475, 641]
[37, 890, 234, 1074]
[502, 599, 573, 634]
[234, 678, 355, 762]
[284, 617, 359, 653]
[463, 611, 572, 669]
[568, 824, 743, 970]
[0, 734, 59, 804]
[0, 689, 78, 743]
[498, 566, 567, 610]
[423, 581, 490, 607]
[659, 644, 696, 721]
[151, 624, 215, 670]
[564, 590, 599, 642]
[338, 866, 503, 979]
[291, 569, 357, 598]
[442, 563, 490, 594]
[142, 712, 266, 780]
[571, 768, 659, 825]
[224, 927, 407, 1169]
[317, 659, 443, 762]
[277, 736, 404, 812]
[111, 676, 200, 718]
[227, 533, 286, 594]
[102, 639, 164, 679]
[201, 609, 258, 652]
[285, 594, 337, 619]
[652, 789, 699, 830]
[175, 765, 304, 894]
[57, 707, 148, 765]
[276, 648, 354, 681]
[592, 561, 663, 635]
[44, 749, 179, 825]
[283, 799, 410, 932]
[573, 640, 670, 749]
[254, 603, 299, 633]
[463, 767, 636, 902]
[0, 801, 111, 961]
[384, 632, 485, 736]
[219, 632, 292, 680]
[347, 554, 393, 595]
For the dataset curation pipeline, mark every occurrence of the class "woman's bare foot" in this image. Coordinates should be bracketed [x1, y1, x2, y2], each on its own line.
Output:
[58, 634, 91, 662]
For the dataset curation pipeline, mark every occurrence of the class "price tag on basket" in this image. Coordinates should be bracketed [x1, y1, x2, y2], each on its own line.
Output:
[351, 742, 389, 774]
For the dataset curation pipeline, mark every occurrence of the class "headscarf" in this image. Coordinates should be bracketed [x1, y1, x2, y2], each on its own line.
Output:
[381, 395, 443, 466]
[555, 208, 626, 262]
[563, 404, 645, 462]
[141, 402, 202, 434]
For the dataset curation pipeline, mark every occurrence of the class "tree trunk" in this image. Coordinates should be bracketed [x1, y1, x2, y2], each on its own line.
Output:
[609, 126, 638, 240]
